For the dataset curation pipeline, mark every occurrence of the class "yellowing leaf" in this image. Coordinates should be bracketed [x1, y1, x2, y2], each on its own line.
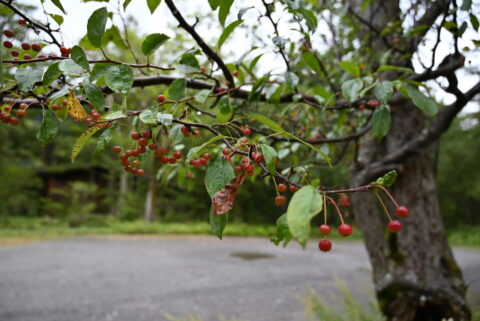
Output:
[71, 125, 103, 162]
[67, 89, 89, 121]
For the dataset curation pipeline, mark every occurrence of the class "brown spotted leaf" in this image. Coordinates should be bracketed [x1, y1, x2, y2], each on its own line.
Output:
[67, 89, 89, 121]
[212, 175, 245, 216]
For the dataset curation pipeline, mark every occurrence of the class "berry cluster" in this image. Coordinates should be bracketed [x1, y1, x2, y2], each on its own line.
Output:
[274, 183, 298, 207]
[0, 103, 29, 126]
[317, 188, 410, 253]
[3, 20, 71, 60]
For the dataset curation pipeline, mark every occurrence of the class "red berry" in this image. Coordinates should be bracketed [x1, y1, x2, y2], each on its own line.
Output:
[1, 113, 11, 123]
[199, 157, 207, 165]
[224, 155, 231, 162]
[19, 103, 28, 110]
[15, 109, 27, 118]
[246, 169, 255, 176]
[275, 195, 287, 207]
[233, 70, 239, 77]
[338, 224, 353, 236]
[4, 106, 12, 112]
[23, 54, 31, 60]
[131, 160, 140, 168]
[290, 185, 298, 193]
[60, 46, 68, 53]
[138, 137, 148, 146]
[243, 127, 251, 136]
[142, 130, 151, 138]
[18, 19, 27, 25]
[91, 111, 101, 120]
[21, 42, 30, 50]
[339, 195, 351, 207]
[132, 150, 140, 157]
[253, 153, 263, 163]
[3, 41, 12, 48]
[131, 132, 140, 140]
[112, 146, 122, 153]
[387, 220, 402, 233]
[137, 169, 145, 176]
[30, 43, 41, 52]
[156, 146, 168, 156]
[193, 130, 201, 137]
[319, 224, 331, 235]
[3, 29, 13, 37]
[278, 183, 287, 193]
[160, 156, 169, 164]
[61, 99, 68, 106]
[234, 166, 243, 173]
[174, 151, 182, 159]
[318, 239, 332, 252]
[203, 153, 211, 160]
[395, 206, 409, 218]
[222, 148, 230, 156]
[200, 66, 207, 72]
[9, 117, 19, 126]
[157, 95, 166, 103]
[358, 104, 365, 111]
[38, 55, 46, 59]
[168, 157, 176, 164]
[11, 50, 19, 57]
[148, 143, 157, 150]
[181, 126, 190, 134]
[138, 145, 147, 153]
[367, 99, 380, 108]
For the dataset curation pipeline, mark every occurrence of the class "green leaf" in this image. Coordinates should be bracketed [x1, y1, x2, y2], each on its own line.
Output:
[102, 111, 126, 121]
[406, 86, 438, 116]
[218, 0, 234, 26]
[59, 59, 84, 76]
[167, 78, 186, 100]
[374, 81, 393, 103]
[84, 82, 105, 109]
[141, 33, 170, 56]
[373, 170, 398, 187]
[51, 0, 66, 14]
[339, 61, 360, 77]
[461, 0, 472, 11]
[470, 14, 479, 31]
[123, 0, 133, 10]
[147, 0, 161, 13]
[49, 14, 64, 25]
[70, 45, 89, 70]
[71, 125, 103, 162]
[261, 144, 277, 175]
[216, 96, 232, 123]
[139, 109, 157, 124]
[286, 185, 323, 247]
[93, 123, 118, 159]
[205, 157, 235, 197]
[210, 207, 228, 239]
[285, 71, 299, 89]
[186, 135, 226, 163]
[87, 7, 108, 48]
[194, 89, 212, 104]
[208, 0, 220, 10]
[270, 214, 292, 247]
[298, 8, 317, 31]
[105, 64, 134, 93]
[102, 26, 128, 49]
[43, 63, 62, 86]
[341, 78, 363, 102]
[372, 105, 391, 138]
[217, 20, 242, 49]
[157, 113, 173, 125]
[37, 109, 58, 145]
[376, 65, 413, 74]
[15, 68, 43, 91]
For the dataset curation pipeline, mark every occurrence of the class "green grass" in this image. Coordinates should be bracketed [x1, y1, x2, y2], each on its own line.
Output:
[0, 217, 478, 248]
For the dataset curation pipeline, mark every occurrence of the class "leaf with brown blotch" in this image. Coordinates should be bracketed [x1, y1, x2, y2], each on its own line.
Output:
[67, 89, 89, 121]
[212, 175, 245, 216]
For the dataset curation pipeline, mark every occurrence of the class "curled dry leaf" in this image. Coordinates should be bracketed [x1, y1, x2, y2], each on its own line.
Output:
[212, 175, 245, 216]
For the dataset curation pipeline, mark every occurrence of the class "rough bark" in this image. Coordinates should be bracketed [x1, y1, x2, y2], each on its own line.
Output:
[348, 1, 471, 320]
[350, 101, 470, 321]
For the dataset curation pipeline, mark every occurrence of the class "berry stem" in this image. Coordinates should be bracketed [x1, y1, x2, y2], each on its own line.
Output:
[326, 196, 345, 225]
[323, 193, 328, 225]
[376, 185, 400, 208]
[374, 191, 393, 221]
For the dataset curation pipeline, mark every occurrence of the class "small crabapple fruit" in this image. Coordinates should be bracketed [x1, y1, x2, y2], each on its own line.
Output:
[395, 206, 409, 218]
[387, 220, 402, 233]
[278, 183, 287, 193]
[318, 239, 332, 252]
[338, 224, 353, 236]
[319, 224, 331, 235]
[275, 195, 287, 207]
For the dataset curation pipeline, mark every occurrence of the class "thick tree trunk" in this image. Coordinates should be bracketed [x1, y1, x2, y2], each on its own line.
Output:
[350, 101, 471, 320]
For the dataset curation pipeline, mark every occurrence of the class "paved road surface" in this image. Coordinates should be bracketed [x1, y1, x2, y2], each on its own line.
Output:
[0, 236, 478, 321]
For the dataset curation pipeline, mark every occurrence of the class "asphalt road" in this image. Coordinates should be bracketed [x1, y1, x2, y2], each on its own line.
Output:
[0, 236, 478, 321]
